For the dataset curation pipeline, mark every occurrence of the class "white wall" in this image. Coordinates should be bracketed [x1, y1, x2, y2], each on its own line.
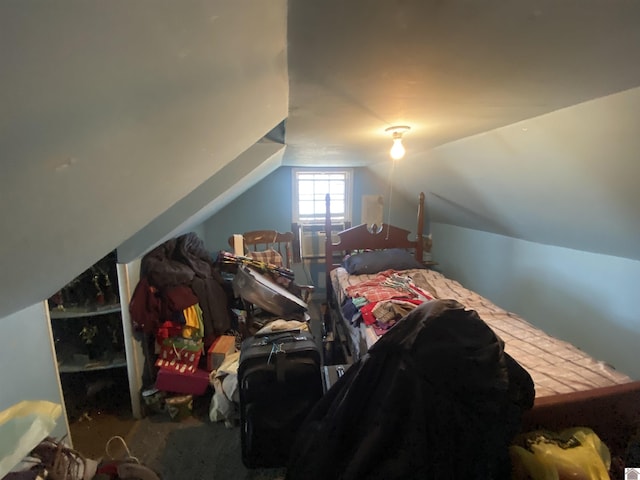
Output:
[0, 303, 69, 440]
[431, 223, 640, 380]
[116, 259, 145, 419]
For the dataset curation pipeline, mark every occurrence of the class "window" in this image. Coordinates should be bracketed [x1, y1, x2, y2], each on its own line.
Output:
[293, 168, 352, 225]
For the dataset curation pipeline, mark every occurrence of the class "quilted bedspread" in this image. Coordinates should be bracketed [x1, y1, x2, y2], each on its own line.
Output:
[331, 267, 632, 398]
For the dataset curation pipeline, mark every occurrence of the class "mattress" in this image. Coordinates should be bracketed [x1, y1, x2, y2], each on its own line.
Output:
[330, 267, 632, 398]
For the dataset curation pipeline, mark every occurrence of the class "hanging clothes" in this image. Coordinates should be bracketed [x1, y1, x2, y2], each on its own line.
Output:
[130, 232, 232, 344]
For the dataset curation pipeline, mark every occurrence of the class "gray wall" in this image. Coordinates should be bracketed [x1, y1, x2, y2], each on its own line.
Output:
[0, 0, 288, 319]
[431, 223, 640, 380]
[0, 303, 68, 440]
[203, 166, 422, 253]
[203, 167, 294, 251]
[202, 165, 422, 292]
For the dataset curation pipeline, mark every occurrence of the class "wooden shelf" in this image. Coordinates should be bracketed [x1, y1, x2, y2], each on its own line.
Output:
[50, 304, 121, 319]
[58, 356, 127, 373]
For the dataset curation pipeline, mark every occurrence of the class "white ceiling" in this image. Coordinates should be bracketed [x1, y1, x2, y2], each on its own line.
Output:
[285, 0, 640, 165]
[285, 0, 640, 260]
[1, 0, 640, 319]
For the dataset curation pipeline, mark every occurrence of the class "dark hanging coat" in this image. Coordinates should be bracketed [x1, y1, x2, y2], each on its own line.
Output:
[286, 299, 535, 480]
[130, 232, 231, 342]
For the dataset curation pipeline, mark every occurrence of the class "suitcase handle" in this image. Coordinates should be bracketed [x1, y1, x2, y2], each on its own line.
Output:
[251, 331, 305, 346]
[254, 329, 301, 339]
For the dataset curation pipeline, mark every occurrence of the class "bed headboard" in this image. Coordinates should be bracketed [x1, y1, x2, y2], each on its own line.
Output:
[324, 192, 426, 275]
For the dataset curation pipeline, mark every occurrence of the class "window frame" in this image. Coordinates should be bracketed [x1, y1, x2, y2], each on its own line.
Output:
[292, 168, 353, 226]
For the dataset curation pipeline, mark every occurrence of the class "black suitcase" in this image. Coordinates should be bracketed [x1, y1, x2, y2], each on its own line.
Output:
[238, 330, 323, 468]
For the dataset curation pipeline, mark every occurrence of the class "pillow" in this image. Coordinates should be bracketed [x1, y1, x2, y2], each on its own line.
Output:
[343, 248, 425, 275]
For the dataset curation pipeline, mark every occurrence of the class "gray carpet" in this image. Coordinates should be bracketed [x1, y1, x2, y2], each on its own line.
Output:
[127, 414, 285, 480]
[125, 302, 325, 480]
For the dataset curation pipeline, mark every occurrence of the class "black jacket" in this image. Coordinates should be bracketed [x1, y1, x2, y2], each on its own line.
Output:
[286, 299, 535, 480]
[137, 232, 231, 340]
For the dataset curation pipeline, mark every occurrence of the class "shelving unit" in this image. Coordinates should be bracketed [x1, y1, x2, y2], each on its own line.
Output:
[50, 303, 121, 319]
[48, 251, 133, 423]
[50, 305, 126, 372]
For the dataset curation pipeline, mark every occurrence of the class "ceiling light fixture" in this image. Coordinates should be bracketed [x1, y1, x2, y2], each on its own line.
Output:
[385, 125, 411, 160]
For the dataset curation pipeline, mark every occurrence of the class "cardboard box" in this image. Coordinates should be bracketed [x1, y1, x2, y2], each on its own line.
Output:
[207, 335, 236, 371]
[156, 367, 210, 396]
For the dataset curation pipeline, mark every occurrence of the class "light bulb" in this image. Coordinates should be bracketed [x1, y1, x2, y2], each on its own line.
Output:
[390, 137, 405, 160]
[385, 125, 410, 160]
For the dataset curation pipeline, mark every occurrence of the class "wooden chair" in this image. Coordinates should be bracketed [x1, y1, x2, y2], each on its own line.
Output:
[227, 230, 314, 302]
[228, 230, 293, 268]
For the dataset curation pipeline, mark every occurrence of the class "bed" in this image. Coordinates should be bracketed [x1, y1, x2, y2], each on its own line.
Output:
[323, 192, 640, 459]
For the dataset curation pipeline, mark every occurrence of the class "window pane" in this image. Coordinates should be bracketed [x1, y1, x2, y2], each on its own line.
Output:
[295, 169, 350, 224]
[330, 200, 344, 215]
[299, 200, 314, 215]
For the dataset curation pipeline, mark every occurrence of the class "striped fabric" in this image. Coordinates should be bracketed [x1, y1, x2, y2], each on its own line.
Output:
[247, 248, 283, 268]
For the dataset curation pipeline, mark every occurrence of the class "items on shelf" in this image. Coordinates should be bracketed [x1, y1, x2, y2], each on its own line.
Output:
[48, 251, 126, 375]
[48, 251, 119, 312]
[50, 310, 126, 373]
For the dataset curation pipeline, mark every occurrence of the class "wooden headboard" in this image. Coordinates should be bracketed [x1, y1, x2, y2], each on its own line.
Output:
[324, 192, 426, 280]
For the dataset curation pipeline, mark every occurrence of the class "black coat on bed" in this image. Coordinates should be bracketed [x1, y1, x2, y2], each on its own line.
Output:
[286, 298, 535, 480]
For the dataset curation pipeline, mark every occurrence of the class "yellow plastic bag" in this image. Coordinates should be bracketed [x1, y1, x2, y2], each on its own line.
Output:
[510, 427, 611, 480]
[0, 400, 62, 478]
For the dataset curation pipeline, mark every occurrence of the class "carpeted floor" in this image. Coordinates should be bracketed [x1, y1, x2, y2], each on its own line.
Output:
[126, 412, 286, 480]
[68, 383, 286, 479]
[68, 302, 326, 479]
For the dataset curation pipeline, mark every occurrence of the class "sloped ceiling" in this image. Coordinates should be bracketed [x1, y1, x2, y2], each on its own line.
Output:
[0, 0, 288, 318]
[285, 0, 640, 166]
[285, 0, 640, 261]
[369, 87, 640, 260]
[117, 141, 286, 264]
[2, 0, 640, 319]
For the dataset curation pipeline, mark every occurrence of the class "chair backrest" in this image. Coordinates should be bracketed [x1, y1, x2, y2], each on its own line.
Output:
[228, 230, 294, 268]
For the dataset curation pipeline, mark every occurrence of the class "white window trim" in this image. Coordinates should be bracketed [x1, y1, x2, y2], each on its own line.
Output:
[292, 168, 353, 226]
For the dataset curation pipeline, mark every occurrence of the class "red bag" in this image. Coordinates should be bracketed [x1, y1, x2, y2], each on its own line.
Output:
[156, 368, 210, 395]
[155, 337, 203, 374]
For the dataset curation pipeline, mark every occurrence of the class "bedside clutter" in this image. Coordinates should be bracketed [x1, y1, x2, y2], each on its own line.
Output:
[150, 332, 239, 419]
[156, 368, 210, 397]
[207, 335, 236, 371]
[150, 335, 237, 416]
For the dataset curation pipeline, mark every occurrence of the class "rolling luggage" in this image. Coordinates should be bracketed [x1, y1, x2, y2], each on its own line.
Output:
[238, 330, 322, 468]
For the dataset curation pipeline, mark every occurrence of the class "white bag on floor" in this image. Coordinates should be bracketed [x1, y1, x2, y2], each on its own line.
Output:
[0, 400, 62, 478]
[209, 351, 241, 427]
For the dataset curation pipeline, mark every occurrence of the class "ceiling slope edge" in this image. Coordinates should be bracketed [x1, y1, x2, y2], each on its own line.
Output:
[366, 87, 640, 261]
[117, 142, 286, 263]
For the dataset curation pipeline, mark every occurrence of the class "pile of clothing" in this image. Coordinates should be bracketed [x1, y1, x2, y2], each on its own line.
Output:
[129, 232, 232, 348]
[342, 270, 434, 335]
[129, 233, 234, 405]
